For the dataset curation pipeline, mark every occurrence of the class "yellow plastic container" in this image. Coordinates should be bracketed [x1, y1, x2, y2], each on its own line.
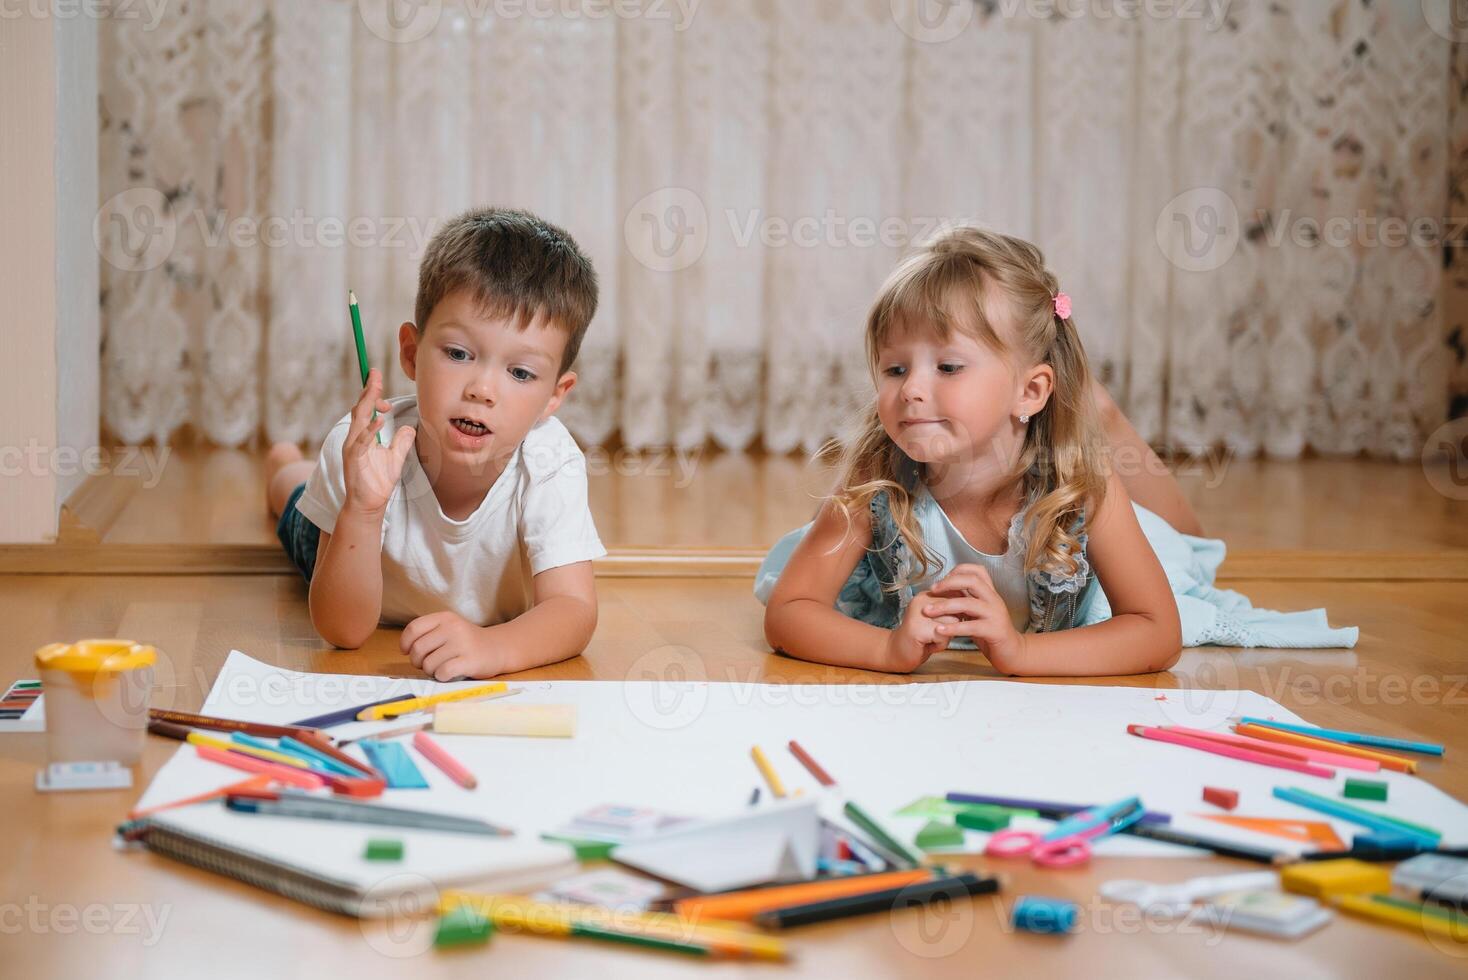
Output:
[34, 639, 156, 765]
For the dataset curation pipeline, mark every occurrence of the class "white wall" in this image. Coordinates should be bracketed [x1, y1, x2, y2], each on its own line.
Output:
[0, 11, 99, 543]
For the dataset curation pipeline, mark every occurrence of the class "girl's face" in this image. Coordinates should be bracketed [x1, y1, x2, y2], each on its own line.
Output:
[874, 316, 1021, 467]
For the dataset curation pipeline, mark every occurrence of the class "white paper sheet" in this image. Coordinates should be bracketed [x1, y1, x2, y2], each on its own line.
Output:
[136, 651, 1468, 859]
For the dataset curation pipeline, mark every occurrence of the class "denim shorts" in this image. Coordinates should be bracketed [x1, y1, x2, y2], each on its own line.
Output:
[275, 483, 321, 583]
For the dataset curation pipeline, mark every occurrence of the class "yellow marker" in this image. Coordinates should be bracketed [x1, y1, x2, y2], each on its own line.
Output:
[1335, 894, 1468, 942]
[750, 745, 786, 799]
[440, 893, 789, 961]
[185, 732, 314, 770]
[356, 682, 508, 721]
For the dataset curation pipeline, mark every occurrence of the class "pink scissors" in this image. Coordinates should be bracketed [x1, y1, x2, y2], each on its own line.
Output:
[984, 796, 1145, 869]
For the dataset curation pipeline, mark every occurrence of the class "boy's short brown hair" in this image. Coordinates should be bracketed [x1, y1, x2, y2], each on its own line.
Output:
[415, 207, 598, 373]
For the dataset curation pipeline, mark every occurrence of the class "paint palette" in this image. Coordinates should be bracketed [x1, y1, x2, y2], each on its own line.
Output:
[0, 679, 44, 733]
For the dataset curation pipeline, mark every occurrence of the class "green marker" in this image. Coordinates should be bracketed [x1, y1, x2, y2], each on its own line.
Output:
[348, 290, 386, 445]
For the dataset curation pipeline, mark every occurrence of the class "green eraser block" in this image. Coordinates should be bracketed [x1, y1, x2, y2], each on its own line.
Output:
[915, 820, 965, 851]
[1343, 779, 1388, 802]
[364, 838, 404, 861]
[541, 833, 617, 861]
[435, 905, 493, 948]
[955, 806, 1013, 832]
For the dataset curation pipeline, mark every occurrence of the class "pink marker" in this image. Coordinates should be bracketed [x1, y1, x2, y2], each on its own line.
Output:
[1164, 725, 1381, 773]
[413, 732, 477, 790]
[194, 744, 327, 789]
[1127, 724, 1334, 778]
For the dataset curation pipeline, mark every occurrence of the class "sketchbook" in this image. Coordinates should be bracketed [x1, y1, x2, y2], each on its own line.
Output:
[134, 651, 1468, 875]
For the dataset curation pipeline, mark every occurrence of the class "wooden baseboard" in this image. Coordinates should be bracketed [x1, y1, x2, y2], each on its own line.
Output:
[57, 472, 140, 545]
[1, 542, 1465, 580]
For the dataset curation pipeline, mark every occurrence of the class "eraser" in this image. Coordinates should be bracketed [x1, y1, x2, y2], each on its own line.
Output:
[954, 806, 1013, 832]
[365, 838, 404, 861]
[35, 761, 132, 792]
[434, 703, 576, 738]
[915, 820, 965, 851]
[360, 740, 429, 789]
[1202, 786, 1239, 810]
[1343, 779, 1387, 802]
[435, 904, 493, 947]
[1012, 895, 1078, 934]
[1280, 858, 1391, 899]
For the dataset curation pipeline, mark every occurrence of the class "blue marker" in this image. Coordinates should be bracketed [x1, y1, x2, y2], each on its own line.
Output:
[1237, 716, 1444, 756]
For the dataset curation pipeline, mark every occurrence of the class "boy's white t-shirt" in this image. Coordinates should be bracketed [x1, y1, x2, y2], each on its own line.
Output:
[294, 395, 606, 627]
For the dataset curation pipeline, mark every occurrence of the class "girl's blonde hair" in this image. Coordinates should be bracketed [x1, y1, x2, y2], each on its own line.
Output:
[823, 225, 1107, 585]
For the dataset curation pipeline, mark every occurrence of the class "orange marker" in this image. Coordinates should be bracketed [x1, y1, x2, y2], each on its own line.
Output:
[1234, 724, 1416, 774]
[413, 732, 477, 789]
[675, 869, 935, 921]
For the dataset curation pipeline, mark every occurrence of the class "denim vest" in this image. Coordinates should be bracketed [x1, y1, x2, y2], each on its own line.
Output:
[834, 490, 1096, 634]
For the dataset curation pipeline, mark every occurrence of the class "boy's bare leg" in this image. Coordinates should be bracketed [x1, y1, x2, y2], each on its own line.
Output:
[265, 443, 316, 518]
[1091, 381, 1205, 537]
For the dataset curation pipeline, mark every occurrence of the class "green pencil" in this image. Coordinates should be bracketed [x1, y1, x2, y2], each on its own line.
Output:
[570, 922, 713, 957]
[348, 290, 386, 445]
[844, 800, 924, 868]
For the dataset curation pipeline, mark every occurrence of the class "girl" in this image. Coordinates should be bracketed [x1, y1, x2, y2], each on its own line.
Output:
[760, 226, 1187, 677]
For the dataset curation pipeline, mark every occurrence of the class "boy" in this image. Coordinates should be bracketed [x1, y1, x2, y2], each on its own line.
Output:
[265, 208, 604, 680]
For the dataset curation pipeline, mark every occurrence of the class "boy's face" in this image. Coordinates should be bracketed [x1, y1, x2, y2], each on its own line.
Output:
[399, 288, 576, 483]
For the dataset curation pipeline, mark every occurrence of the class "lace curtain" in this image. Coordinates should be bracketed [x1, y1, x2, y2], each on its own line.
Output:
[98, 0, 1465, 459]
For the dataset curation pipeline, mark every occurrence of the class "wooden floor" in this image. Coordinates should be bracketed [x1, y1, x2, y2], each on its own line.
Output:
[3, 450, 1467, 975]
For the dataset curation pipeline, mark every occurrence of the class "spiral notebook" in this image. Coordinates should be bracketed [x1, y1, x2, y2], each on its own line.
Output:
[139, 800, 578, 918]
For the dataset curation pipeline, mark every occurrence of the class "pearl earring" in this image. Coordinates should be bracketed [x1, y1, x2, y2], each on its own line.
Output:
[1019, 413, 1029, 424]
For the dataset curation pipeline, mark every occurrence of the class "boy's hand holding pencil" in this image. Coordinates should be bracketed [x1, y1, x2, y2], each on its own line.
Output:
[341, 368, 415, 517]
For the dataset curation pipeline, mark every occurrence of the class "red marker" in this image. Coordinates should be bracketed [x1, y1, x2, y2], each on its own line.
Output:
[412, 732, 477, 790]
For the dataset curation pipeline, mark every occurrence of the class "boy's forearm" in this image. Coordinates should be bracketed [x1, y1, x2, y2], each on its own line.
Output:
[482, 594, 598, 674]
[996, 613, 1181, 677]
[309, 507, 385, 648]
[764, 599, 892, 672]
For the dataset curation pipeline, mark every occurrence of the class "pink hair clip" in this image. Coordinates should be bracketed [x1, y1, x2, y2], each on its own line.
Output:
[1053, 293, 1071, 319]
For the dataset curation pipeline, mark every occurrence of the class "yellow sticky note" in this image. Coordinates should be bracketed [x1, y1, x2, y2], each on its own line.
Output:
[433, 703, 576, 738]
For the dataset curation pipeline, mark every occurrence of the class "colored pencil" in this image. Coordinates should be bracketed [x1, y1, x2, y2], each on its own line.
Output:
[413, 732, 477, 789]
[1235, 716, 1444, 756]
[787, 740, 836, 786]
[1333, 894, 1468, 940]
[1290, 844, 1468, 863]
[292, 730, 382, 779]
[1124, 823, 1287, 864]
[843, 800, 924, 868]
[147, 719, 195, 741]
[443, 894, 788, 961]
[227, 788, 511, 836]
[945, 792, 1173, 826]
[1234, 723, 1416, 774]
[1162, 725, 1381, 772]
[356, 682, 509, 721]
[149, 708, 317, 741]
[290, 693, 417, 729]
[1127, 724, 1334, 778]
[188, 732, 320, 771]
[349, 290, 386, 446]
[193, 744, 326, 789]
[1272, 786, 1441, 842]
[752, 872, 1000, 929]
[675, 869, 935, 921]
[749, 745, 787, 799]
[336, 719, 433, 745]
